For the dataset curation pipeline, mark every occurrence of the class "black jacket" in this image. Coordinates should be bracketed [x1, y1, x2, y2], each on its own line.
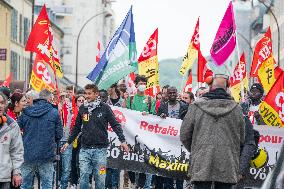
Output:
[240, 116, 256, 176]
[157, 100, 188, 120]
[68, 102, 125, 148]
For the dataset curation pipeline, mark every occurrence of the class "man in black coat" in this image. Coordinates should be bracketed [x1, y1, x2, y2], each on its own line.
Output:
[156, 86, 188, 189]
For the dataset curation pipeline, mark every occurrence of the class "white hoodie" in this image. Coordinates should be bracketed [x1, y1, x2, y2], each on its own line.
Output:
[0, 115, 24, 182]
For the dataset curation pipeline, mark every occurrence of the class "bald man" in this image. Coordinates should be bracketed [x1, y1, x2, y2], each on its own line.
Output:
[180, 74, 245, 189]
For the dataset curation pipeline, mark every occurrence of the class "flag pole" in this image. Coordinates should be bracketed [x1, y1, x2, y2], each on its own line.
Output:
[28, 0, 35, 90]
[231, 2, 245, 102]
[235, 33, 245, 102]
[180, 75, 186, 94]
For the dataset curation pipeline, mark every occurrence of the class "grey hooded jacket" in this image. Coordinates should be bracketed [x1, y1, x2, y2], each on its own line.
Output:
[0, 115, 24, 182]
[180, 98, 245, 184]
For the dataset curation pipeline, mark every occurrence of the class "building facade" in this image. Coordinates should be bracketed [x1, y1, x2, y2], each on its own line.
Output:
[0, 0, 12, 80]
[270, 0, 284, 68]
[35, 0, 116, 88]
[250, 0, 284, 69]
[8, 0, 32, 83]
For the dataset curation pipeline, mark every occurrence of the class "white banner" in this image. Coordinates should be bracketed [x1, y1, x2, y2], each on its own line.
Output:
[107, 106, 189, 178]
[244, 125, 284, 187]
[107, 106, 284, 184]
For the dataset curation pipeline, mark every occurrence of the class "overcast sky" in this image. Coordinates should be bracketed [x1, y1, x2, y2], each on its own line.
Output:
[112, 0, 232, 60]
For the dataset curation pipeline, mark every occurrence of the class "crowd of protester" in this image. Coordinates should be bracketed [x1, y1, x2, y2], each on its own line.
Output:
[0, 73, 278, 189]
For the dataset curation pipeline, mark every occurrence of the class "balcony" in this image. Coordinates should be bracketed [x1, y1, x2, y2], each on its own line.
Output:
[52, 6, 73, 17]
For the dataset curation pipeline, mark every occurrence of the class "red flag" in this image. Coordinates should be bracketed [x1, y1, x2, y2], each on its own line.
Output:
[62, 101, 69, 127]
[197, 50, 212, 84]
[25, 5, 63, 78]
[138, 28, 158, 62]
[230, 53, 247, 86]
[29, 54, 56, 92]
[138, 29, 160, 97]
[260, 72, 284, 126]
[145, 86, 160, 97]
[96, 41, 101, 64]
[229, 53, 249, 102]
[183, 72, 192, 93]
[275, 66, 283, 80]
[250, 27, 274, 77]
[1, 74, 13, 87]
[70, 95, 78, 130]
[126, 72, 137, 96]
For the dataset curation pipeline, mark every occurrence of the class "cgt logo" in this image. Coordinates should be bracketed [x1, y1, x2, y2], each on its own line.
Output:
[275, 92, 284, 122]
[108, 109, 126, 132]
[36, 61, 52, 84]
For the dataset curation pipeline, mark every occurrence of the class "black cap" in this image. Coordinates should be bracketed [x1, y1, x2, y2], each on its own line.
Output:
[250, 83, 264, 95]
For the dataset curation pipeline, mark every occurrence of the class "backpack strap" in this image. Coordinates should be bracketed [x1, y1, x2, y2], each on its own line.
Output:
[129, 96, 134, 109]
[147, 96, 152, 113]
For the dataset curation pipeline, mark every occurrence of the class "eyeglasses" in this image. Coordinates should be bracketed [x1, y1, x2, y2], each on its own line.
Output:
[77, 100, 84, 102]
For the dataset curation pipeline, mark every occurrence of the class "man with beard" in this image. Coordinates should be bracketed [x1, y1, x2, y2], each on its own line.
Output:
[157, 86, 188, 189]
[241, 83, 265, 125]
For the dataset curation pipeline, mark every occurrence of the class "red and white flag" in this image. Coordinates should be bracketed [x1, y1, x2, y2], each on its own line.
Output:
[25, 5, 63, 78]
[1, 73, 12, 87]
[183, 71, 192, 93]
[96, 41, 102, 65]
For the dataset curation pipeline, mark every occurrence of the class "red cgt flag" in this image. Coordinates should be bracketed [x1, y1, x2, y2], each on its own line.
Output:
[25, 5, 63, 78]
[259, 72, 284, 126]
[138, 28, 160, 97]
[1, 73, 13, 87]
[250, 27, 274, 77]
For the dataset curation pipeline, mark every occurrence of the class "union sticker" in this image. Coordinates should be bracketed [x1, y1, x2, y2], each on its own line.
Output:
[82, 113, 89, 122]
[99, 166, 106, 175]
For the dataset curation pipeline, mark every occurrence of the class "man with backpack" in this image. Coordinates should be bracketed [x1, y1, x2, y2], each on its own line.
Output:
[124, 75, 156, 189]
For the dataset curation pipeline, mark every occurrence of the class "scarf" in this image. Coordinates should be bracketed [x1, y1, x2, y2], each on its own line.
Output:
[202, 88, 233, 100]
[84, 97, 101, 113]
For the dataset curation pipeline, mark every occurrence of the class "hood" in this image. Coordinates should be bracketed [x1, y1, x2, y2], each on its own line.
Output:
[23, 99, 53, 117]
[194, 98, 238, 118]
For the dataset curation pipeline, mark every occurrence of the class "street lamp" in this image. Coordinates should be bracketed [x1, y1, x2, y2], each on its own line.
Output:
[75, 11, 112, 88]
[237, 33, 254, 54]
[257, 0, 280, 66]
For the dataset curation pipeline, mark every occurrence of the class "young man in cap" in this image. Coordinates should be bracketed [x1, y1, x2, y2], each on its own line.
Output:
[241, 83, 265, 125]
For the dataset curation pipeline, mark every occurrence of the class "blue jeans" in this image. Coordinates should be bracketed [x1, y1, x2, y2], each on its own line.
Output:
[144, 174, 153, 189]
[20, 162, 54, 189]
[79, 148, 107, 189]
[105, 168, 120, 188]
[60, 142, 73, 189]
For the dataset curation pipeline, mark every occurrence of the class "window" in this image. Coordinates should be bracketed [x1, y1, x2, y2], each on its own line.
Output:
[18, 54, 21, 79]
[24, 58, 30, 81]
[24, 17, 30, 45]
[19, 14, 23, 44]
[10, 51, 18, 80]
[11, 9, 18, 42]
